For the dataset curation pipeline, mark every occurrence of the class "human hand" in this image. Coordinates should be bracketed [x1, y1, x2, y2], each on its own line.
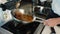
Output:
[43, 18, 60, 27]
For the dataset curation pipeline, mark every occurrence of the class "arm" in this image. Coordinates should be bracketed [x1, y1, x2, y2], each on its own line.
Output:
[44, 9, 60, 27]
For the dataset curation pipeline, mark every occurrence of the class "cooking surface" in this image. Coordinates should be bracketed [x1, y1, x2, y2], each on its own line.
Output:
[1, 20, 40, 34]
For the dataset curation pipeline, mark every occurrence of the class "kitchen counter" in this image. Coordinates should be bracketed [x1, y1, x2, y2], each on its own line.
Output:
[0, 27, 13, 34]
[42, 26, 60, 34]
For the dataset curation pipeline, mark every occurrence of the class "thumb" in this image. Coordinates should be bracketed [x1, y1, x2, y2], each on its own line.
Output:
[43, 20, 48, 25]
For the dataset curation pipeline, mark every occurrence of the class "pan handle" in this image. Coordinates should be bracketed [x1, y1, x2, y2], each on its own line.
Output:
[33, 16, 45, 24]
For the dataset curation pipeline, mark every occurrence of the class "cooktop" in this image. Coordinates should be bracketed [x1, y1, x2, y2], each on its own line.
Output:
[1, 20, 40, 34]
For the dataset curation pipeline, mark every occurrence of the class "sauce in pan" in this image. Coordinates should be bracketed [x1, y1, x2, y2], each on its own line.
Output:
[14, 11, 33, 22]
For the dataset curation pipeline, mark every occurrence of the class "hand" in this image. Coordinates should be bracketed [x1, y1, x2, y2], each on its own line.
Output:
[43, 18, 60, 27]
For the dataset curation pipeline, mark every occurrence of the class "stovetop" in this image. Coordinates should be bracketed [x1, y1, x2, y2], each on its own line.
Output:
[1, 20, 40, 34]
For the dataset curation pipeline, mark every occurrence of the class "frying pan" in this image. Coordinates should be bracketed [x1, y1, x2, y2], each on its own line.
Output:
[11, 9, 45, 24]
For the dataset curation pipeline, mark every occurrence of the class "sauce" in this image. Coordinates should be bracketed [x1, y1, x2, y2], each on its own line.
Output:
[14, 11, 33, 22]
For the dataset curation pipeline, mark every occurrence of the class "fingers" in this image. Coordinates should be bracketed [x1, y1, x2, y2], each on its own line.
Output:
[43, 19, 57, 27]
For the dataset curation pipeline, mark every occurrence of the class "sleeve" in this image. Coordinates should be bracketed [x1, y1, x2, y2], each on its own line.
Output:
[46, 9, 60, 19]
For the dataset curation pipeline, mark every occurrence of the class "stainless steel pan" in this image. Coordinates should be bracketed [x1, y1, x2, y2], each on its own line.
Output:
[11, 9, 45, 24]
